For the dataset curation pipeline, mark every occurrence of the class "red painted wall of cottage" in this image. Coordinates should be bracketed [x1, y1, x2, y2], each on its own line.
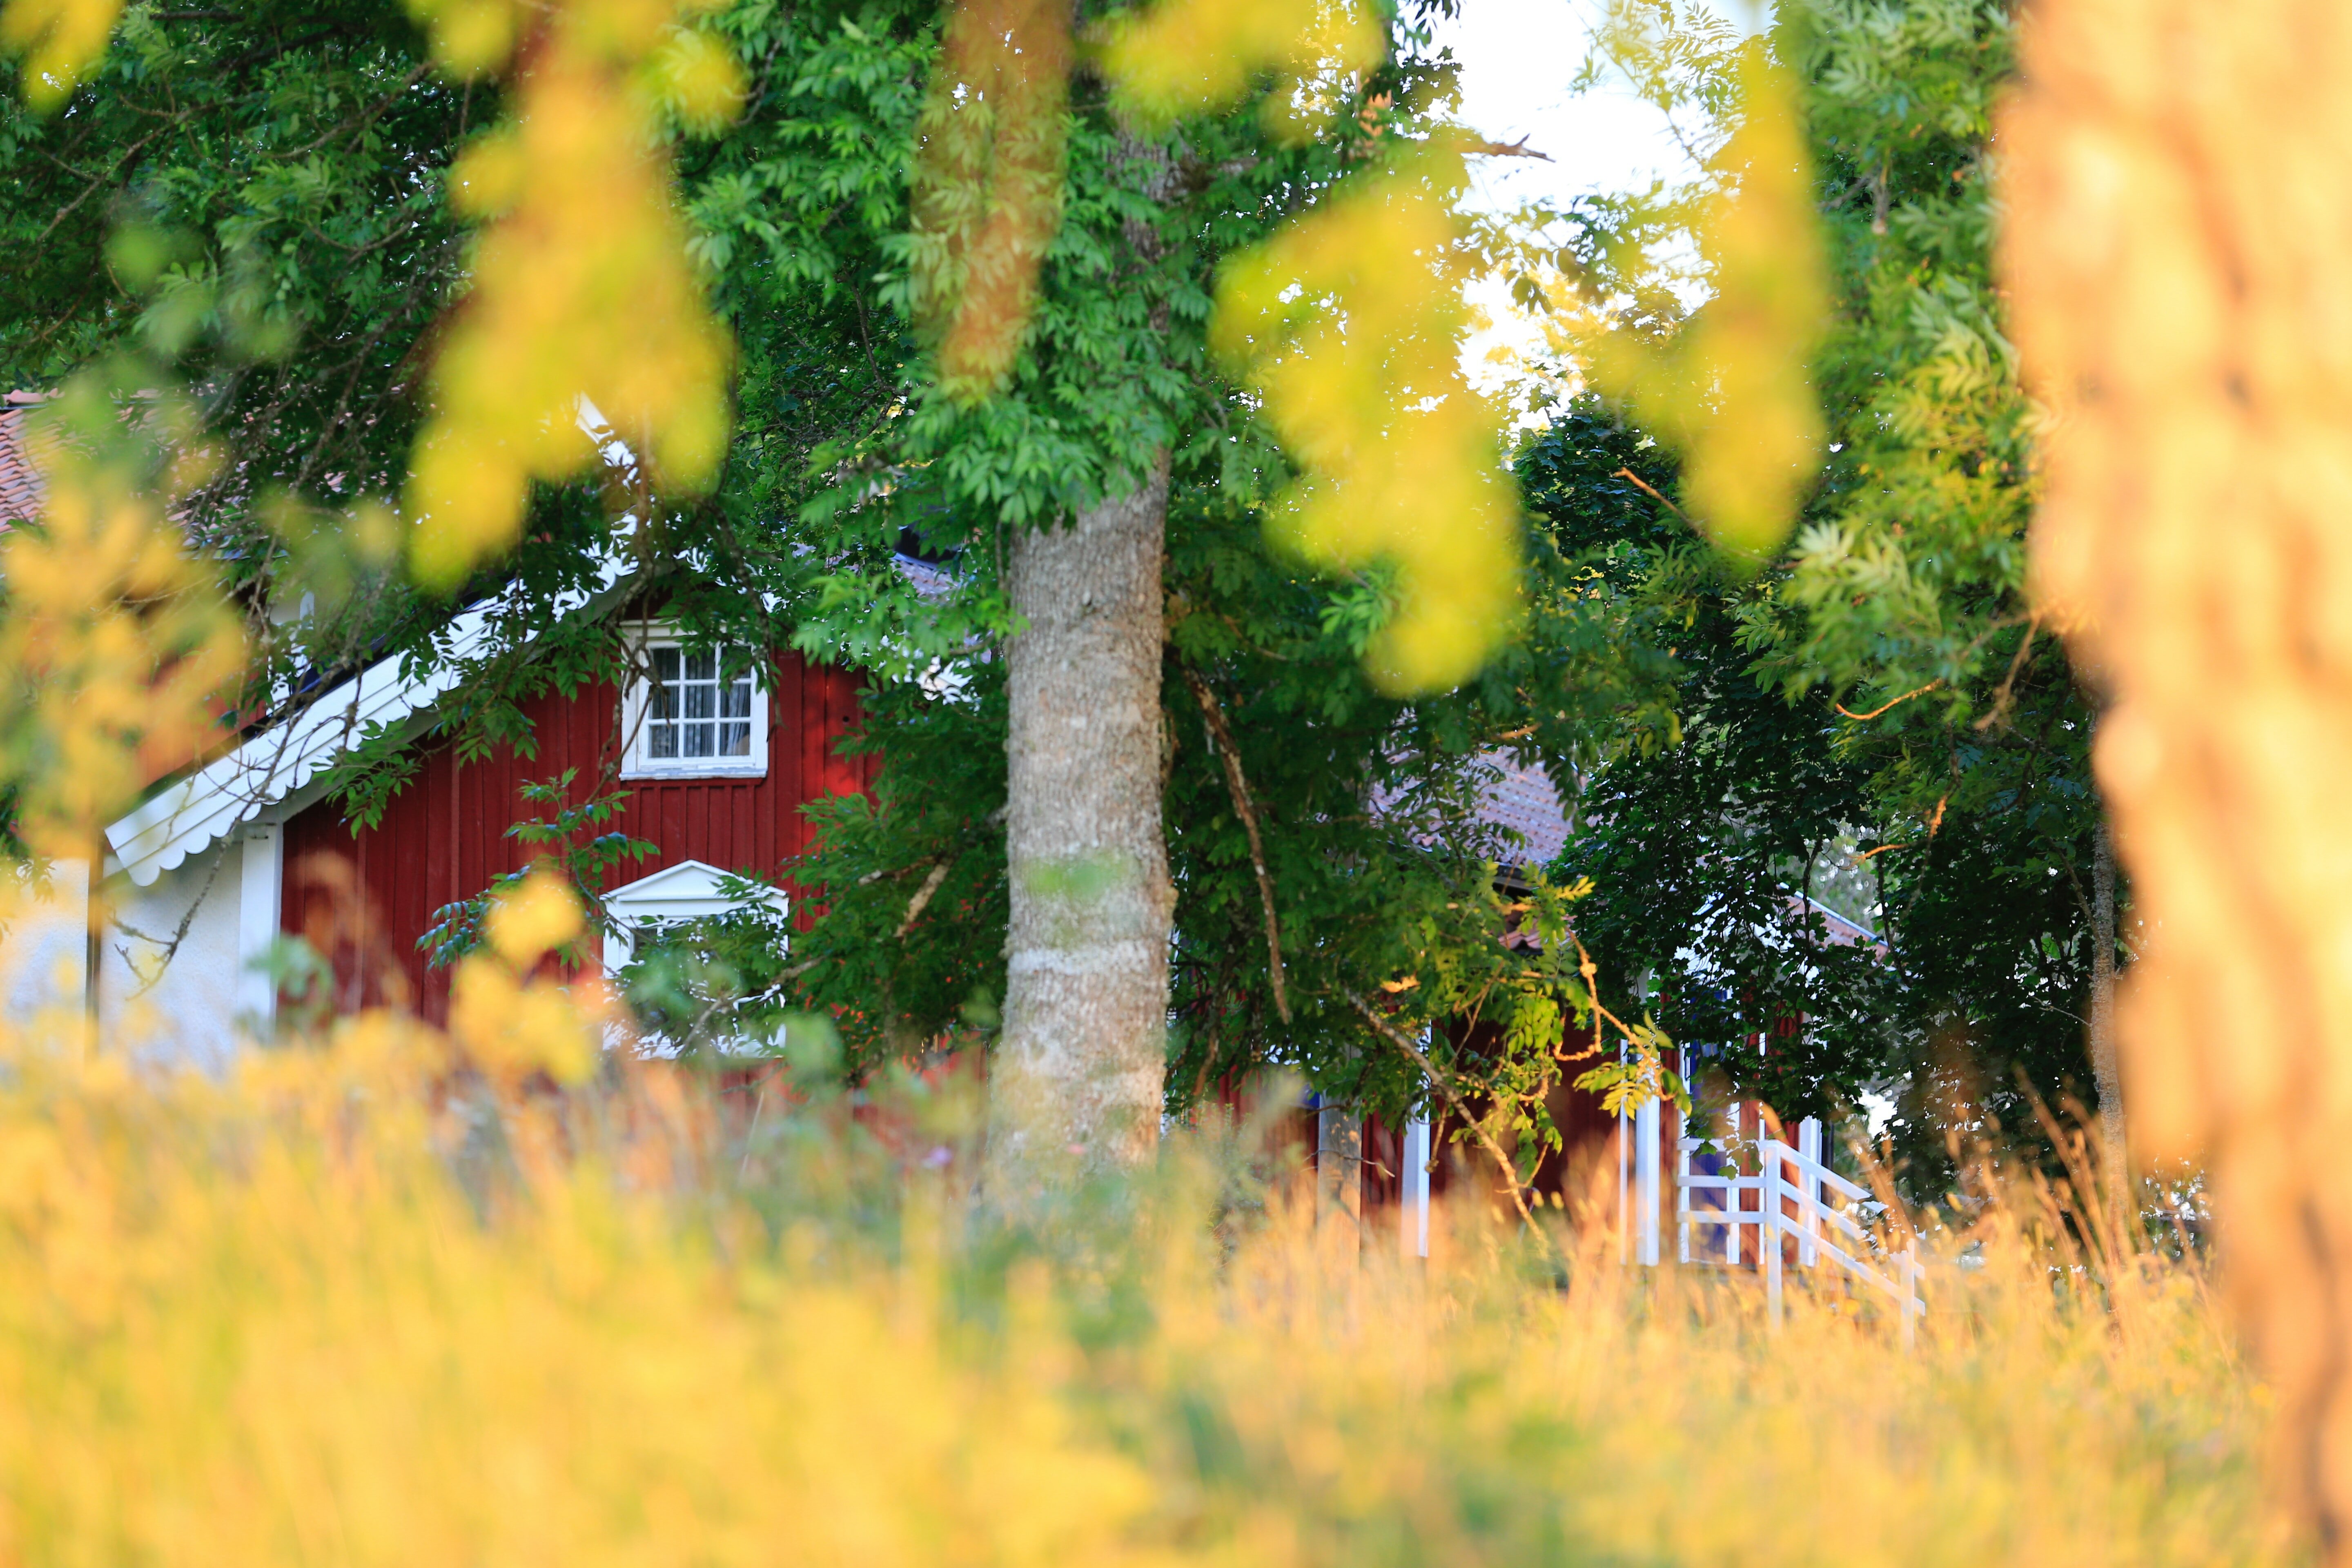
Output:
[281, 650, 873, 1023]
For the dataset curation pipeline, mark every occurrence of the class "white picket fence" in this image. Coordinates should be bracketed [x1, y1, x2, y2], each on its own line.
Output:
[1623, 1098, 1925, 1345]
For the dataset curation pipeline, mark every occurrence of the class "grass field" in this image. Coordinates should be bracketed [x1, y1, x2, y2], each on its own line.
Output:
[0, 991, 2294, 1568]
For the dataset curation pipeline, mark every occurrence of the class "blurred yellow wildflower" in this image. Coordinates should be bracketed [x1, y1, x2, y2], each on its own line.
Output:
[1212, 141, 1522, 695]
[0, 0, 122, 108]
[0, 999, 2286, 1566]
[1586, 41, 1827, 563]
[401, 0, 742, 590]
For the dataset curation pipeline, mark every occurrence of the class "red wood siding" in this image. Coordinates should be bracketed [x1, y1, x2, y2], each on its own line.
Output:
[281, 651, 873, 1023]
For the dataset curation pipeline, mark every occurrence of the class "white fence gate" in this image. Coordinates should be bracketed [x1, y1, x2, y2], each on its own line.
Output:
[1624, 1098, 1925, 1345]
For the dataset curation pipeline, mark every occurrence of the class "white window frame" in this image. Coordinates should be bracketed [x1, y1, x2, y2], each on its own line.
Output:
[600, 859, 789, 978]
[619, 623, 771, 781]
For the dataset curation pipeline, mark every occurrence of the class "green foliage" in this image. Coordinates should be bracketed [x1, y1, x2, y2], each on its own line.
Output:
[0, 0, 2110, 1198]
[1551, 0, 2109, 1182]
[1523, 408, 1885, 1123]
[768, 660, 1010, 1058]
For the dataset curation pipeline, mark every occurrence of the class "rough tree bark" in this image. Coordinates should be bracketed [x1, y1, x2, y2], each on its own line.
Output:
[984, 459, 1176, 1196]
[2006, 4, 2352, 1550]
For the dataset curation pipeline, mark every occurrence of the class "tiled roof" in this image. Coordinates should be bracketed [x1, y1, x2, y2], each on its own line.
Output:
[0, 392, 46, 528]
[895, 553, 957, 600]
[1475, 756, 1570, 870]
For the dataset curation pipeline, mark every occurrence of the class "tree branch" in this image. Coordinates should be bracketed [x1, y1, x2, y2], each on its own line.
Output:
[1837, 680, 1944, 722]
[1183, 667, 1290, 1024]
[1612, 466, 1692, 527]
[894, 859, 953, 940]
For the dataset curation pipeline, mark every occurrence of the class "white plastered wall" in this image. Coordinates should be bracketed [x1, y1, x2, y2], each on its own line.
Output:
[78, 820, 282, 1074]
[0, 860, 94, 1027]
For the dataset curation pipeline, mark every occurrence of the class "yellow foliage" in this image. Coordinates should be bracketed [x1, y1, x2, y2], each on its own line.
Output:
[1095, 0, 1383, 138]
[0, 1026, 1173, 1566]
[2001, 0, 2352, 1549]
[1585, 42, 1828, 563]
[0, 394, 245, 865]
[0, 0, 121, 109]
[400, 0, 742, 590]
[1212, 142, 1522, 695]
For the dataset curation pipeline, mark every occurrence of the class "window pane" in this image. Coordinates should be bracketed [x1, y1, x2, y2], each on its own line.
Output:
[640, 640, 763, 770]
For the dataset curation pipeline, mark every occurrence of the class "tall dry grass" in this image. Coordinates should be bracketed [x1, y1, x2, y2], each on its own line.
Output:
[0, 977, 2294, 1566]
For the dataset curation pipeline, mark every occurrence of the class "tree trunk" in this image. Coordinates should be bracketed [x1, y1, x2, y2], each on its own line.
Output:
[2006, 4, 2352, 1548]
[985, 460, 1175, 1197]
[2087, 816, 2128, 1243]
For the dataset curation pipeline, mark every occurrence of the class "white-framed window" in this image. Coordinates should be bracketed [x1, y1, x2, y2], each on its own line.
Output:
[619, 626, 771, 780]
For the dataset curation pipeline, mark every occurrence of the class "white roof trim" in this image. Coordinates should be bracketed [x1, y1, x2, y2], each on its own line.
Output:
[606, 858, 786, 919]
[105, 552, 630, 888]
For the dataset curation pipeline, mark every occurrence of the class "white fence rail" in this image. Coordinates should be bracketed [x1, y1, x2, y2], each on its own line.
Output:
[1653, 1112, 1925, 1345]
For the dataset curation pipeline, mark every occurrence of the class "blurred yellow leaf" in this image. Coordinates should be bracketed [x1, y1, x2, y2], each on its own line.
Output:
[1096, 0, 1383, 136]
[0, 0, 122, 109]
[449, 957, 601, 1085]
[647, 23, 746, 132]
[486, 868, 586, 969]
[402, 0, 520, 78]
[401, 0, 742, 590]
[1213, 141, 1521, 695]
[1588, 41, 1827, 563]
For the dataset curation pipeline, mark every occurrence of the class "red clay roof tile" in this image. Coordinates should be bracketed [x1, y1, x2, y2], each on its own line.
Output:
[0, 392, 47, 528]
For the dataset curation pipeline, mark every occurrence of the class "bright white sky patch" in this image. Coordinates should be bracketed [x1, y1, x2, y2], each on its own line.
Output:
[1431, 0, 1749, 414]
[1433, 0, 1695, 220]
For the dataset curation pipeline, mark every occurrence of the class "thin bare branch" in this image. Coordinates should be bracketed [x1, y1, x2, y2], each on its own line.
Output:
[894, 859, 953, 940]
[1838, 680, 1944, 723]
[1612, 465, 1693, 527]
[1183, 667, 1290, 1024]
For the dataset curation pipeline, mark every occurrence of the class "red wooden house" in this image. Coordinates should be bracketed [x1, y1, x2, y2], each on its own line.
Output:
[82, 556, 878, 1061]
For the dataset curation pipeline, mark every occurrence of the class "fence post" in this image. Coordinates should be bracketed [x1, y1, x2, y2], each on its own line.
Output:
[1617, 1049, 1629, 1266]
[1402, 1115, 1431, 1261]
[1763, 1139, 1784, 1326]
[1797, 1117, 1822, 1269]
[1675, 1051, 1691, 1265]
[1726, 1102, 1743, 1267]
[1636, 1093, 1660, 1267]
